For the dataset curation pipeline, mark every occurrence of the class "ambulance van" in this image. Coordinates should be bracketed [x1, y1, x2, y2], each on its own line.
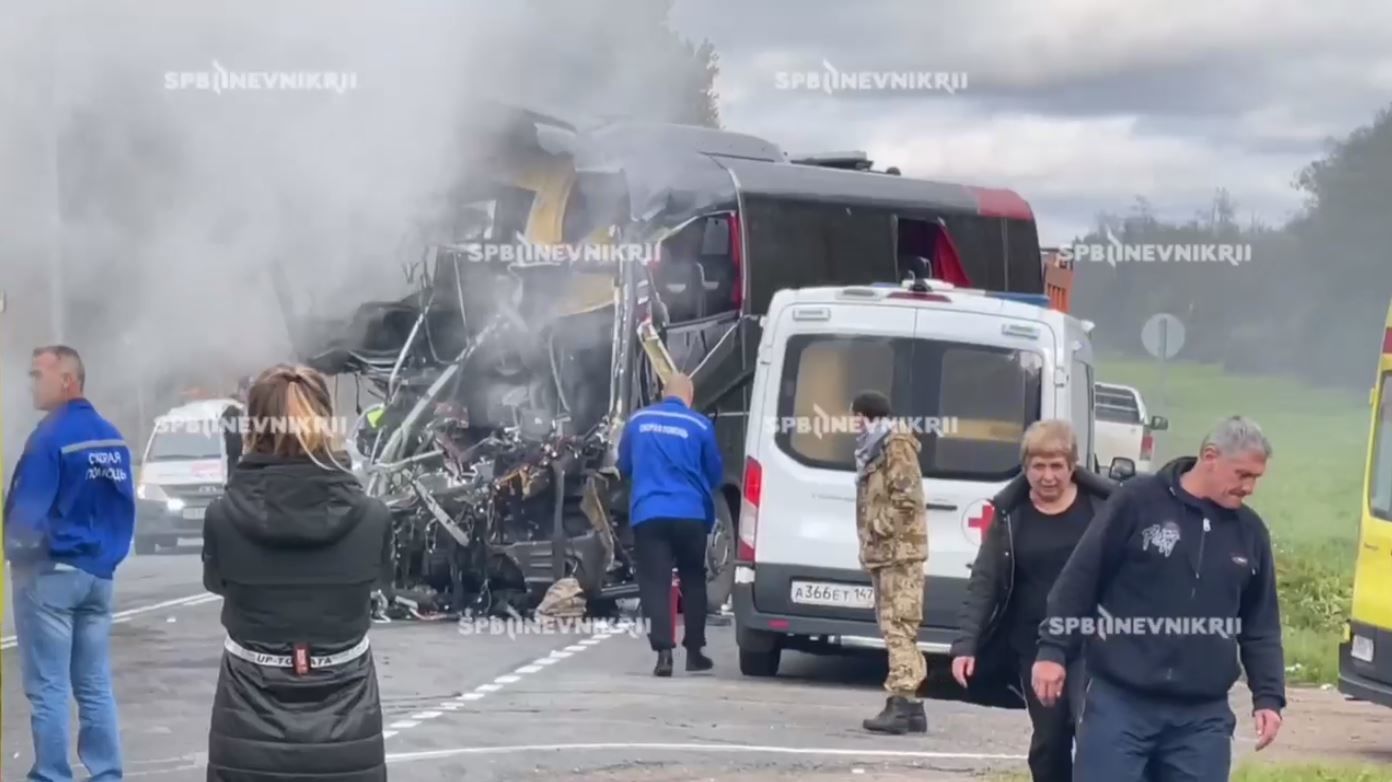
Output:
[1338, 299, 1392, 708]
[733, 278, 1108, 677]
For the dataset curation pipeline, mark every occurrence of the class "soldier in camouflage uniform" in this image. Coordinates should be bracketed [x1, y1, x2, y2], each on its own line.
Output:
[852, 390, 928, 734]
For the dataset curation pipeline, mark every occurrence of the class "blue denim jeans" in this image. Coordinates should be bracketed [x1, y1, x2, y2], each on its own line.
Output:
[11, 562, 122, 781]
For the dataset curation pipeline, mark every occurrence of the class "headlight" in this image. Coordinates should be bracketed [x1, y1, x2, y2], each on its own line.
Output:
[166, 498, 186, 512]
[138, 483, 168, 501]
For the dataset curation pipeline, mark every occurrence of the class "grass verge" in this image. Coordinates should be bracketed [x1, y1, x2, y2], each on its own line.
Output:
[1233, 762, 1392, 781]
[993, 760, 1392, 781]
[1095, 354, 1364, 685]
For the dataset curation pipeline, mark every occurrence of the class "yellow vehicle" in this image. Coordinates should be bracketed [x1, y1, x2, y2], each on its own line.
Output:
[1339, 298, 1392, 707]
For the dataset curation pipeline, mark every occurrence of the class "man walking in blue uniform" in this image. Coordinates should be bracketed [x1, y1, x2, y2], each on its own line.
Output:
[6, 345, 135, 782]
[618, 373, 723, 677]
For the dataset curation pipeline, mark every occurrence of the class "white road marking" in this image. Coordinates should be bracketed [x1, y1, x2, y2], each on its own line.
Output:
[382, 623, 635, 745]
[385, 743, 1029, 764]
[1, 592, 217, 649]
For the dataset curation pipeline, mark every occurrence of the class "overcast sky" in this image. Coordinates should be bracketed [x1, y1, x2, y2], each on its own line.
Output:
[670, 0, 1392, 246]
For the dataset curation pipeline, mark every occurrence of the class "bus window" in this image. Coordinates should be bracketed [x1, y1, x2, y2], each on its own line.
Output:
[742, 196, 896, 314]
[654, 214, 739, 324]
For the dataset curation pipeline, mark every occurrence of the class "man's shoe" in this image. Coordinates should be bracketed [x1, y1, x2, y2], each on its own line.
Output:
[686, 648, 714, 672]
[907, 699, 927, 733]
[654, 650, 673, 677]
[862, 695, 914, 734]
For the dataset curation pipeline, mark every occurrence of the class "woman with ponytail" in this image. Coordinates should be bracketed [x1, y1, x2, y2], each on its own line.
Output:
[201, 364, 391, 781]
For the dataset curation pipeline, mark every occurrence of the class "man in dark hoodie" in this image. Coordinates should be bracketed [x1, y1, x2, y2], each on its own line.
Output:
[1033, 416, 1285, 781]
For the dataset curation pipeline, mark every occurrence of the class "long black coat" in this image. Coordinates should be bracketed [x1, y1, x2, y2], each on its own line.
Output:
[201, 452, 392, 782]
[949, 468, 1117, 712]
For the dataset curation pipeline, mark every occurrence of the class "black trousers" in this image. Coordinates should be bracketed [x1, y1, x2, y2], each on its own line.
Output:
[634, 518, 708, 651]
[1018, 657, 1075, 782]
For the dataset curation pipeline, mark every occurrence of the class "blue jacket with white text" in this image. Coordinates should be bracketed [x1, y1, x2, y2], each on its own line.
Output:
[617, 397, 723, 527]
[4, 399, 136, 578]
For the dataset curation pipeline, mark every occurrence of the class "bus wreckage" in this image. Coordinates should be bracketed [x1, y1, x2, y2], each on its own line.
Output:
[275, 106, 1049, 622]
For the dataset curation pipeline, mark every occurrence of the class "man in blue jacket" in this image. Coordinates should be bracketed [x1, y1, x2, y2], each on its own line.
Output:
[6, 345, 135, 782]
[618, 373, 723, 677]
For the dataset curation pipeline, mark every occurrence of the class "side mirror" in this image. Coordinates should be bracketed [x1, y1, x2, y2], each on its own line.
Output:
[1109, 456, 1137, 482]
[1149, 415, 1169, 431]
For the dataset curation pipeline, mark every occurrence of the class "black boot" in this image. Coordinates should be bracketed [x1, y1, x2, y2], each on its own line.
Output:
[686, 648, 714, 672]
[862, 695, 915, 734]
[654, 650, 673, 677]
[906, 699, 927, 733]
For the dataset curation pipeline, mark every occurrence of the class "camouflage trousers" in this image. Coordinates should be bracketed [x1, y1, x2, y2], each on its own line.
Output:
[870, 562, 926, 698]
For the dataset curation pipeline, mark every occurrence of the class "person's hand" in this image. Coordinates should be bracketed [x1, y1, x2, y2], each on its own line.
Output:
[951, 656, 975, 688]
[1032, 660, 1066, 707]
[1253, 709, 1282, 750]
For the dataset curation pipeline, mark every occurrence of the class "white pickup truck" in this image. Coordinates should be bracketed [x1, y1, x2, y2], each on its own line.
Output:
[1094, 382, 1167, 474]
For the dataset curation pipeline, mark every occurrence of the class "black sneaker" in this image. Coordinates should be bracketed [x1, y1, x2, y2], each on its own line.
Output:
[686, 648, 714, 672]
[654, 650, 673, 677]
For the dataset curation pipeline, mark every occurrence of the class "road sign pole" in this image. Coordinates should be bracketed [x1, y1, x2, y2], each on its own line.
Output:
[1159, 319, 1168, 412]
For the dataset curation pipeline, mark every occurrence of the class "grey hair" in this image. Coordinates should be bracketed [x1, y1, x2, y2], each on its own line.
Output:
[1200, 416, 1272, 459]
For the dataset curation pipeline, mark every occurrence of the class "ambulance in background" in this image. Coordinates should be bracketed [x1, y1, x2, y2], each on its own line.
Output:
[1339, 299, 1392, 708]
[132, 398, 239, 554]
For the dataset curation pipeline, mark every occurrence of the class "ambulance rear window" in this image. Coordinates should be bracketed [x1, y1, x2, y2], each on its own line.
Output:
[774, 333, 1043, 480]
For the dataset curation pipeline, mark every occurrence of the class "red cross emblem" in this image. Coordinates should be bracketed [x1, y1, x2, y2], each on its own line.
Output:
[962, 500, 995, 544]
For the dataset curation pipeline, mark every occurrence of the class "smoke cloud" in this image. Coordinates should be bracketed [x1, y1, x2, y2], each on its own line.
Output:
[0, 0, 714, 468]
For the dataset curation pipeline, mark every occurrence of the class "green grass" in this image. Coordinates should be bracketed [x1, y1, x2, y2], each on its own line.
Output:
[995, 764, 1392, 781]
[1232, 763, 1392, 781]
[1095, 353, 1366, 685]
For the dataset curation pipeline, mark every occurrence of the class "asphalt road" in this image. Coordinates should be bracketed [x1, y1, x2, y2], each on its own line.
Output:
[1, 550, 1372, 781]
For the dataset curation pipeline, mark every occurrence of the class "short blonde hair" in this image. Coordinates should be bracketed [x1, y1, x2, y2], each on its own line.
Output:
[1021, 419, 1078, 464]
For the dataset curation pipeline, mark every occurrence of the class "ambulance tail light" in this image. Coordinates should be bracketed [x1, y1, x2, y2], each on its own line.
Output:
[739, 457, 762, 561]
[1141, 432, 1154, 461]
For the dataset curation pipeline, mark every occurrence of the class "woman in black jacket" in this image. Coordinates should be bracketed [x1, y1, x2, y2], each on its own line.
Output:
[201, 364, 392, 782]
[950, 420, 1115, 782]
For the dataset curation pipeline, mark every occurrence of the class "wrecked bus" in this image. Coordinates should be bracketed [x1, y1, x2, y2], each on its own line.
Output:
[280, 110, 1049, 620]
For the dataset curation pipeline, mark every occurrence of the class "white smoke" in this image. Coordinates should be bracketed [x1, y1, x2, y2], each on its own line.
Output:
[0, 0, 716, 469]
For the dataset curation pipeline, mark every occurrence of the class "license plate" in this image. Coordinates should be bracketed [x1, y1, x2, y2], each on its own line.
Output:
[790, 580, 874, 609]
[1353, 635, 1375, 663]
[182, 506, 206, 521]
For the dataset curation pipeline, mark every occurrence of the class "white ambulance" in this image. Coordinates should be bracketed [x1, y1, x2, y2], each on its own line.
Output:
[733, 279, 1102, 676]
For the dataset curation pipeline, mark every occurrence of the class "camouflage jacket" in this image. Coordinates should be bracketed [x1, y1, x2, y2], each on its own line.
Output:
[855, 432, 927, 569]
